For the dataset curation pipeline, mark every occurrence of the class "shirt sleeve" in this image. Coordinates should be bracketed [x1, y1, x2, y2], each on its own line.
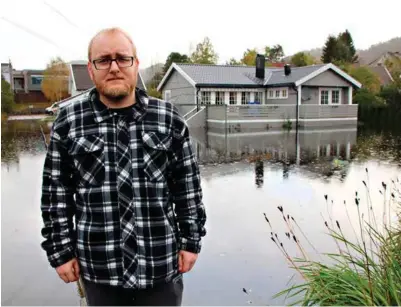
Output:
[40, 110, 77, 268]
[169, 107, 207, 254]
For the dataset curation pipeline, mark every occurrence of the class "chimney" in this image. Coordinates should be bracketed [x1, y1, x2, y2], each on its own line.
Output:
[284, 64, 291, 76]
[255, 54, 265, 79]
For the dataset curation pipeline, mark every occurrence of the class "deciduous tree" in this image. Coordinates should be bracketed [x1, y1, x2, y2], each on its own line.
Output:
[42, 57, 70, 102]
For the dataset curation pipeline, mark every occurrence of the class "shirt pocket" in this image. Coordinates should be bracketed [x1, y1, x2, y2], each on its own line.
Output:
[142, 131, 172, 182]
[68, 134, 105, 187]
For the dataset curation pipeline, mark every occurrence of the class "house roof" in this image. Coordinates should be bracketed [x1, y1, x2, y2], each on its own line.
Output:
[265, 64, 326, 86]
[157, 62, 362, 91]
[69, 63, 147, 92]
[369, 66, 394, 86]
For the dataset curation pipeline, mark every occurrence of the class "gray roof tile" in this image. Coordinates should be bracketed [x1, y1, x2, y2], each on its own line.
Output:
[175, 63, 325, 87]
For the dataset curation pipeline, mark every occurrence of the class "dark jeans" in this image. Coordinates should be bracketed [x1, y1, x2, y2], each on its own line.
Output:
[82, 275, 184, 306]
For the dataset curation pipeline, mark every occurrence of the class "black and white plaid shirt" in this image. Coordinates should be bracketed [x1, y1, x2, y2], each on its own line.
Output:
[41, 88, 206, 288]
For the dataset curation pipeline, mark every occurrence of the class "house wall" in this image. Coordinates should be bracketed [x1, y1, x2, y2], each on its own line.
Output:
[301, 86, 351, 105]
[265, 87, 297, 105]
[302, 70, 351, 87]
[162, 70, 195, 116]
[299, 105, 358, 119]
[26, 71, 44, 91]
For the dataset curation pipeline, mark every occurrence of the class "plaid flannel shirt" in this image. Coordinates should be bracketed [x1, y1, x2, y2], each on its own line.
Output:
[40, 88, 206, 288]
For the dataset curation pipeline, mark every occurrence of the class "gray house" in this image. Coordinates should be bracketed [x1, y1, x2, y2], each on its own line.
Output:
[157, 62, 362, 129]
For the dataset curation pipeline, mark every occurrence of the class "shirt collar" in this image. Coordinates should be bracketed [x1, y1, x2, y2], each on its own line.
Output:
[90, 87, 149, 123]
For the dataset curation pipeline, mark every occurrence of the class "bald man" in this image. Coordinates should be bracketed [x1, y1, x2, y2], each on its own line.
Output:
[40, 27, 206, 306]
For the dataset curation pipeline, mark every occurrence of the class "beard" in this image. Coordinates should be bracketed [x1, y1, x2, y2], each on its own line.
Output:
[97, 80, 135, 102]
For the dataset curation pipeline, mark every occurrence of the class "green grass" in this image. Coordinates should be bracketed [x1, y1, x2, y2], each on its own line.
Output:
[265, 172, 401, 306]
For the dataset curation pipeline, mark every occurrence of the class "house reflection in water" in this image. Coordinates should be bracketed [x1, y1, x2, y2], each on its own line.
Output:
[189, 126, 357, 179]
[254, 159, 264, 188]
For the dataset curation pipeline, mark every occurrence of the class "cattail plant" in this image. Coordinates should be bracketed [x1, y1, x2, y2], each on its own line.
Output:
[267, 174, 401, 306]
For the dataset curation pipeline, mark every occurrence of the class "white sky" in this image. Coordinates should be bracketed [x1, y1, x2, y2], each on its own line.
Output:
[1, 0, 400, 71]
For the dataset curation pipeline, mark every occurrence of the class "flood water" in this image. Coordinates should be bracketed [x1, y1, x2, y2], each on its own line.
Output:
[1, 119, 400, 306]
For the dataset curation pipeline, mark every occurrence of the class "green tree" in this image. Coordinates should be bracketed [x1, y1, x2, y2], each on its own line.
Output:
[42, 57, 70, 102]
[190, 37, 218, 64]
[241, 49, 258, 66]
[291, 52, 315, 67]
[348, 66, 381, 94]
[338, 29, 358, 63]
[226, 58, 242, 65]
[353, 88, 386, 106]
[163, 52, 190, 73]
[321, 35, 339, 63]
[379, 83, 401, 110]
[1, 76, 15, 114]
[265, 44, 284, 63]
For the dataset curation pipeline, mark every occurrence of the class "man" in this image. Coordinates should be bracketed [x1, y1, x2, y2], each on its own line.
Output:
[40, 27, 206, 306]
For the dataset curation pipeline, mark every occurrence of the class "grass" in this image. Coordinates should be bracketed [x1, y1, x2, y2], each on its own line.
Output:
[264, 170, 401, 306]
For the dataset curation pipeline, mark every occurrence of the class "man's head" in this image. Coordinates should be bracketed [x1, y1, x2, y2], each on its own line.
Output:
[87, 28, 139, 102]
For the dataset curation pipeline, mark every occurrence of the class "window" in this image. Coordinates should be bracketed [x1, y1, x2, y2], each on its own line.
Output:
[266, 87, 289, 100]
[216, 92, 225, 105]
[331, 90, 340, 104]
[229, 92, 236, 105]
[320, 88, 342, 105]
[31, 75, 43, 85]
[201, 91, 211, 105]
[241, 92, 250, 105]
[164, 90, 171, 101]
[254, 92, 263, 103]
[320, 90, 329, 104]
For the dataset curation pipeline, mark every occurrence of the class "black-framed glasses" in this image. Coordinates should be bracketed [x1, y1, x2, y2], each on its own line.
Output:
[92, 56, 135, 70]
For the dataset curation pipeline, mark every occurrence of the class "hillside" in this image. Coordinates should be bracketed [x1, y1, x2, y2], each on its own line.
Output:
[286, 37, 401, 64]
[139, 63, 163, 85]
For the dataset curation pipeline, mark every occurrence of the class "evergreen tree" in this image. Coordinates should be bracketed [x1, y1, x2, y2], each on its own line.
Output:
[321, 35, 339, 63]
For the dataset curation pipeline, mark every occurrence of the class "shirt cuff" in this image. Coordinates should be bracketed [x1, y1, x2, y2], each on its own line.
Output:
[48, 247, 76, 268]
[179, 237, 202, 254]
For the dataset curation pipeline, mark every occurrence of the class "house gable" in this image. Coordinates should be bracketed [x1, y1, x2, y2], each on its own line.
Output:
[302, 69, 352, 87]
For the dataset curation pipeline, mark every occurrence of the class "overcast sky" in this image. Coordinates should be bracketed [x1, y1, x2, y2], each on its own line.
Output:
[1, 0, 400, 70]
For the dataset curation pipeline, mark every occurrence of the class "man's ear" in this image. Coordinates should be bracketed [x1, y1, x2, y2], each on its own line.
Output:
[87, 61, 95, 82]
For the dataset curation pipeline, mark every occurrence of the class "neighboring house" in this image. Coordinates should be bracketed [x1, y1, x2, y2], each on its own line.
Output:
[368, 66, 394, 87]
[1, 62, 49, 103]
[69, 61, 147, 97]
[367, 51, 399, 86]
[157, 60, 362, 129]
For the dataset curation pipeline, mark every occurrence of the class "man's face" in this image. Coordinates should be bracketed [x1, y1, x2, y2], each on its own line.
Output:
[88, 32, 138, 102]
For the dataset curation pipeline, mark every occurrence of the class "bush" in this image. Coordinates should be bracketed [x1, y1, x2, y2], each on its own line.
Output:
[379, 84, 401, 110]
[1, 76, 15, 114]
[354, 88, 386, 108]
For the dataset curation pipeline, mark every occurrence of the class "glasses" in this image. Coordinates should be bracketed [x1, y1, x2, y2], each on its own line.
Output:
[92, 56, 135, 70]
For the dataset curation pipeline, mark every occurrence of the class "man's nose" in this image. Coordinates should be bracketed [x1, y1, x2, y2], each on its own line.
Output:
[109, 60, 120, 73]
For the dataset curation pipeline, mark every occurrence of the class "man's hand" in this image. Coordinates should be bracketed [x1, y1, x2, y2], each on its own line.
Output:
[56, 258, 80, 283]
[178, 250, 198, 273]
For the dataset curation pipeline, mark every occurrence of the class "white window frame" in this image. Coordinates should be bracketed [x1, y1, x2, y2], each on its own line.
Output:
[241, 92, 251, 105]
[229, 92, 236, 105]
[215, 92, 225, 105]
[164, 90, 171, 101]
[319, 88, 342, 105]
[201, 91, 211, 105]
[254, 91, 263, 103]
[266, 87, 289, 100]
